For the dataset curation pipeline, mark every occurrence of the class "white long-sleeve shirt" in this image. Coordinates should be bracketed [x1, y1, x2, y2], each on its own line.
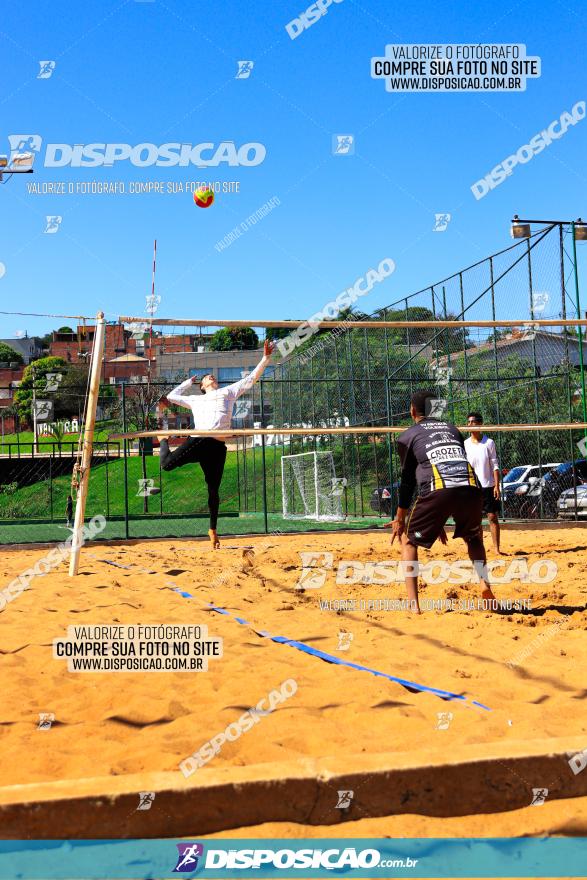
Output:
[464, 435, 500, 488]
[166, 356, 270, 439]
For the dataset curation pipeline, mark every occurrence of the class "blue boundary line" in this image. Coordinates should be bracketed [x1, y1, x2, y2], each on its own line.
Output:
[172, 587, 491, 710]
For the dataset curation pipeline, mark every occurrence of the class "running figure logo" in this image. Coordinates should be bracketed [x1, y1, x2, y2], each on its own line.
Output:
[173, 843, 204, 873]
[436, 711, 453, 730]
[7, 134, 42, 163]
[296, 552, 333, 589]
[233, 399, 252, 420]
[337, 630, 353, 651]
[336, 790, 354, 809]
[433, 213, 451, 232]
[38, 713, 55, 730]
[236, 61, 254, 79]
[332, 135, 355, 155]
[137, 791, 156, 811]
[44, 216, 62, 234]
[146, 293, 161, 315]
[425, 398, 448, 418]
[530, 788, 549, 806]
[33, 400, 54, 422]
[330, 476, 347, 497]
[37, 61, 56, 79]
[45, 373, 63, 392]
[429, 364, 453, 386]
[137, 478, 159, 497]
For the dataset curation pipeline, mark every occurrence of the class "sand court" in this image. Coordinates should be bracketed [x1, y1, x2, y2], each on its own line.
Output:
[0, 526, 586, 836]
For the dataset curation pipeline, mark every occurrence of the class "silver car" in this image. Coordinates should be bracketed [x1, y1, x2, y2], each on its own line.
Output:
[558, 485, 587, 518]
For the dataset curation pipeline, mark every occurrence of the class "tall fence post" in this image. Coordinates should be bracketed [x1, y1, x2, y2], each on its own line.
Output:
[260, 379, 269, 534]
[572, 221, 587, 436]
[122, 383, 130, 540]
[385, 377, 395, 516]
[69, 311, 105, 576]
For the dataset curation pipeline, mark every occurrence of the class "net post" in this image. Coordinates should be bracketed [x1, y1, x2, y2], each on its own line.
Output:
[122, 383, 130, 540]
[69, 311, 106, 576]
[314, 451, 319, 519]
[571, 221, 587, 436]
[260, 379, 269, 534]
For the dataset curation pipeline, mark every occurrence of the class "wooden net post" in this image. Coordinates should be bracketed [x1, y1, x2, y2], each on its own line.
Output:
[69, 311, 106, 576]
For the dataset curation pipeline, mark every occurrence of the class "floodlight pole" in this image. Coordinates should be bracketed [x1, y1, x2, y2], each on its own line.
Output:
[31, 364, 37, 453]
[571, 221, 587, 435]
[69, 312, 105, 576]
[512, 217, 586, 434]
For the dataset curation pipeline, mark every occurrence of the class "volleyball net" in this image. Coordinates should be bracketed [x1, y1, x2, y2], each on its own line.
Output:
[2, 222, 587, 543]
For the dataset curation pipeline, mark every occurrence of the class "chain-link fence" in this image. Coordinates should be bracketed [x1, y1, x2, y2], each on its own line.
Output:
[239, 223, 587, 526]
[1, 223, 587, 544]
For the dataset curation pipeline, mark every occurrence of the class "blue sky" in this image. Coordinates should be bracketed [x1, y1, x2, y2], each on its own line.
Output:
[1, 0, 586, 339]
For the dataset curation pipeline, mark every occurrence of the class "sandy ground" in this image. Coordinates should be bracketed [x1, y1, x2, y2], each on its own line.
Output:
[1, 525, 586, 837]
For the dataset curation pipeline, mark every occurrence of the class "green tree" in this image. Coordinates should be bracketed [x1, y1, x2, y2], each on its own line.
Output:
[0, 343, 24, 365]
[208, 327, 259, 351]
[14, 357, 68, 423]
[447, 353, 580, 468]
[266, 326, 296, 342]
[370, 306, 472, 352]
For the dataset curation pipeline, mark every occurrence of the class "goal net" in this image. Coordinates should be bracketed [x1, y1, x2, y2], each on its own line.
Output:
[281, 451, 346, 521]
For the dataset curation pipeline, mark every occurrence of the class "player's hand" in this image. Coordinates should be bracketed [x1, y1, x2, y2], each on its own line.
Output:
[386, 519, 404, 546]
[494, 485, 501, 500]
[438, 527, 448, 545]
[264, 339, 276, 358]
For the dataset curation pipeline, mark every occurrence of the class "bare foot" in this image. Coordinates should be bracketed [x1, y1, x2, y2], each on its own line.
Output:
[481, 587, 499, 611]
[208, 529, 220, 549]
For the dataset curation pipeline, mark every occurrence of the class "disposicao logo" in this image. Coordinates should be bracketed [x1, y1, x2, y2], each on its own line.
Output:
[173, 843, 204, 873]
[194, 186, 215, 207]
[6, 136, 266, 168]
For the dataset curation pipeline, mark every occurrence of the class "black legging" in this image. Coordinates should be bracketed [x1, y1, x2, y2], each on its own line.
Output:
[159, 437, 227, 529]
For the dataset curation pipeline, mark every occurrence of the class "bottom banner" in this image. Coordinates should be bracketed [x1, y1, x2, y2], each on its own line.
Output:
[0, 838, 585, 878]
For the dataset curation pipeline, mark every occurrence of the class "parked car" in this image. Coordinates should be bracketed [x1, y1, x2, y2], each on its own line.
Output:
[558, 484, 587, 519]
[519, 460, 587, 518]
[502, 463, 561, 518]
[370, 483, 401, 516]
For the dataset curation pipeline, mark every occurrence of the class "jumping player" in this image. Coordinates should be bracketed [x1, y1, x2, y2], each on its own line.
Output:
[388, 391, 497, 613]
[158, 339, 275, 548]
[464, 411, 502, 554]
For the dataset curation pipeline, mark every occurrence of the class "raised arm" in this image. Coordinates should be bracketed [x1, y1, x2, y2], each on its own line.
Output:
[228, 339, 275, 398]
[166, 376, 197, 409]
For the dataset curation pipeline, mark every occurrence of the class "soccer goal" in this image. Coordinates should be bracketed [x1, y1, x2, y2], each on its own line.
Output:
[281, 451, 346, 521]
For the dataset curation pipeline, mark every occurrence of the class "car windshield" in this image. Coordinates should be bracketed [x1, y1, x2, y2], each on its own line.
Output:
[503, 467, 527, 483]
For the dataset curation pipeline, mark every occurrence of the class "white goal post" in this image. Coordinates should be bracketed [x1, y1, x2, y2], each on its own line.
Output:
[281, 451, 346, 521]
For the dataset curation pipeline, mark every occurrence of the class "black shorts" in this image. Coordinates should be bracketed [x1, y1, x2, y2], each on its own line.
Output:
[405, 487, 483, 549]
[482, 486, 501, 515]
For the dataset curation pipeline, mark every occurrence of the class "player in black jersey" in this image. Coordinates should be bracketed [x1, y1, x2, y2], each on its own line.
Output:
[388, 391, 497, 613]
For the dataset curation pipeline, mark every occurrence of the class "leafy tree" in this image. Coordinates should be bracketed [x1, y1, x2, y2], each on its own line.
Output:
[57, 326, 74, 334]
[13, 357, 68, 423]
[446, 352, 582, 468]
[0, 343, 24, 365]
[208, 327, 259, 351]
[266, 326, 296, 342]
